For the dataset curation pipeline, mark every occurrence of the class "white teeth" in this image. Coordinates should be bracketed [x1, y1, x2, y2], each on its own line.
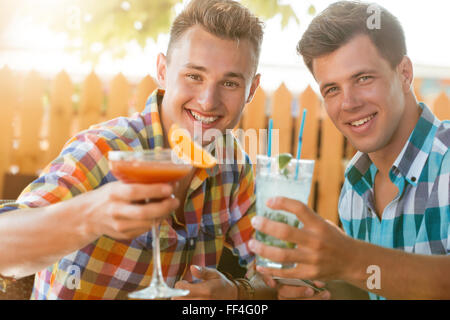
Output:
[351, 114, 375, 127]
[190, 110, 219, 124]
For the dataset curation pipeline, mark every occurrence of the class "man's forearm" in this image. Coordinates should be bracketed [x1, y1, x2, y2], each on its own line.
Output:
[344, 239, 450, 299]
[0, 201, 94, 278]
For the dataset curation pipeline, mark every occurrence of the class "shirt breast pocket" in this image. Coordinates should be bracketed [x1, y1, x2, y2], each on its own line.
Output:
[199, 209, 229, 242]
[200, 221, 224, 242]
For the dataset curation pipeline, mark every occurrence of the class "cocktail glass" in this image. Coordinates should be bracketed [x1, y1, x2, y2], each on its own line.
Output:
[108, 149, 192, 299]
[255, 155, 315, 269]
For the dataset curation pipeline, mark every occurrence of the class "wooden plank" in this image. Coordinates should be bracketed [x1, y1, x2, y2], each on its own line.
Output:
[0, 273, 34, 300]
[16, 71, 46, 175]
[433, 92, 450, 120]
[107, 73, 131, 119]
[295, 86, 320, 160]
[2, 173, 37, 200]
[240, 87, 267, 163]
[79, 72, 103, 131]
[317, 116, 344, 225]
[0, 67, 18, 196]
[135, 75, 158, 112]
[271, 83, 293, 155]
[47, 71, 74, 163]
[344, 138, 357, 162]
[296, 86, 321, 209]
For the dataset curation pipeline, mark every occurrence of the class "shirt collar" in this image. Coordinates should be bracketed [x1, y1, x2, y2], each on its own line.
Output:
[392, 103, 440, 186]
[345, 103, 440, 194]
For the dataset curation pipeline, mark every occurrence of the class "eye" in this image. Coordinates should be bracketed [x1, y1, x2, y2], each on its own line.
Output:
[358, 75, 373, 83]
[187, 74, 202, 81]
[324, 86, 339, 97]
[223, 80, 239, 88]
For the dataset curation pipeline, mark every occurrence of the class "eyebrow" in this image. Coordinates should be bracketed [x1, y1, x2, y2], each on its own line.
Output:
[320, 69, 377, 92]
[224, 71, 245, 80]
[351, 69, 377, 79]
[184, 63, 206, 72]
[183, 63, 245, 80]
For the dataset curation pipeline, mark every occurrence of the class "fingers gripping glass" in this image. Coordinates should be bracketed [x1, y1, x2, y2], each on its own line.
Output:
[109, 150, 192, 299]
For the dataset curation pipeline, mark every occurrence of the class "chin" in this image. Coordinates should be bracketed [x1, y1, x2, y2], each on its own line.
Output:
[347, 137, 379, 155]
[354, 141, 387, 155]
[355, 146, 376, 154]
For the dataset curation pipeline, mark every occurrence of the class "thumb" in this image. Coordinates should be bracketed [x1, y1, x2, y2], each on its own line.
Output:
[190, 265, 220, 281]
[325, 219, 345, 234]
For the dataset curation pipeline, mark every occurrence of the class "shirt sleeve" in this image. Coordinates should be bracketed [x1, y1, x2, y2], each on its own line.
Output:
[0, 120, 139, 215]
[225, 158, 256, 279]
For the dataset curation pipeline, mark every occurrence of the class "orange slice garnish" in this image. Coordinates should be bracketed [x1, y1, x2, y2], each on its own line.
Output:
[168, 124, 217, 169]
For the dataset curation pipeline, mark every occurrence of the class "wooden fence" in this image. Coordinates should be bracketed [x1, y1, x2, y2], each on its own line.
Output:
[1, 66, 449, 225]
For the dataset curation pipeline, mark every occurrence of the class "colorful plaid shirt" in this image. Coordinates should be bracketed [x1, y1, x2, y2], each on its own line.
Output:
[0, 89, 256, 300]
[339, 103, 449, 300]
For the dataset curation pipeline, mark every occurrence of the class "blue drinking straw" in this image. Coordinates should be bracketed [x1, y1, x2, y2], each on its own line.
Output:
[267, 118, 273, 157]
[295, 109, 307, 180]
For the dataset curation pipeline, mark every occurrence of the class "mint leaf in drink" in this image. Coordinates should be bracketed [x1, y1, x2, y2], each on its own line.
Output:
[277, 153, 292, 171]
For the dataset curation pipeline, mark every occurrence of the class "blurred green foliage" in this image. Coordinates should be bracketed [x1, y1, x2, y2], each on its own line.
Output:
[241, 0, 299, 28]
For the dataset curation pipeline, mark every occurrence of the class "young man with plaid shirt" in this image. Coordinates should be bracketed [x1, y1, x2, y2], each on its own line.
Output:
[0, 0, 275, 300]
[250, 1, 449, 300]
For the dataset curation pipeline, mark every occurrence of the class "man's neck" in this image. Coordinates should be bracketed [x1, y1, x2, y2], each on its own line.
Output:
[369, 95, 421, 178]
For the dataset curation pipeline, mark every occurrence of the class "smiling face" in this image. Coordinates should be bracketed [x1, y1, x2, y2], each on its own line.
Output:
[313, 34, 415, 156]
[157, 25, 260, 146]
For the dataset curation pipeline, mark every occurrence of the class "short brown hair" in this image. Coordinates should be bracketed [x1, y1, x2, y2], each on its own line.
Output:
[298, 1, 407, 74]
[167, 0, 264, 69]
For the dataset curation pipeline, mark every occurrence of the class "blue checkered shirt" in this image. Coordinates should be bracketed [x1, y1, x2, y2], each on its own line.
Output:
[339, 103, 449, 300]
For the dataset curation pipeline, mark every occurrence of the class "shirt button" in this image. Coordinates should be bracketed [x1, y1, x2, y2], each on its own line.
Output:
[411, 177, 417, 182]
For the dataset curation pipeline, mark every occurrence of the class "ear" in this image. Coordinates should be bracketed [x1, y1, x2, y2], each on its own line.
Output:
[156, 53, 168, 89]
[397, 56, 414, 93]
[246, 73, 261, 104]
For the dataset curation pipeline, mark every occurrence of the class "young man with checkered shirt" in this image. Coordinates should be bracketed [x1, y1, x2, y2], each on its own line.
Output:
[0, 0, 275, 300]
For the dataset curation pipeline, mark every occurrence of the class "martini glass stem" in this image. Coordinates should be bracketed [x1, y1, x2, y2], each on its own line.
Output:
[128, 216, 189, 299]
[150, 221, 165, 287]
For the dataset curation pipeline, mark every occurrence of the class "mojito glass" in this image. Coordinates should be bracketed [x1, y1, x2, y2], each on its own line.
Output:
[255, 155, 315, 269]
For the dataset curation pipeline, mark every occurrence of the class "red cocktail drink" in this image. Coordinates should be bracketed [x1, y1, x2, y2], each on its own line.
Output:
[108, 149, 192, 299]
[110, 160, 192, 184]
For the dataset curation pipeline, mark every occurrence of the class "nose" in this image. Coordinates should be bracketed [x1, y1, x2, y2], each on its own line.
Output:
[340, 86, 362, 111]
[197, 85, 218, 112]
